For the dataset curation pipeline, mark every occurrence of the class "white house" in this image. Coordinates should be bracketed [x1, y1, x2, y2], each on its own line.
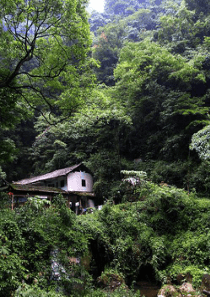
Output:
[11, 163, 95, 213]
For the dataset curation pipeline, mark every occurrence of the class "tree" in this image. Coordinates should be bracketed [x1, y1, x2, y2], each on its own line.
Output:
[0, 84, 27, 184]
[157, 3, 196, 48]
[104, 0, 160, 17]
[29, 87, 132, 199]
[0, 0, 96, 179]
[0, 0, 94, 122]
[114, 39, 209, 162]
[92, 9, 155, 85]
[185, 0, 210, 17]
[0, 196, 93, 296]
[190, 123, 210, 161]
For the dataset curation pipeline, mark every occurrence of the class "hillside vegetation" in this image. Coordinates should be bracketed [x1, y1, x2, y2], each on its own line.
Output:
[1, 177, 210, 296]
[1, 0, 210, 295]
[2, 0, 210, 198]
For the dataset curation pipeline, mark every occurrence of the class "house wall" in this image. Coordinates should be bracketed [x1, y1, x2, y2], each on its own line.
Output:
[44, 177, 67, 190]
[56, 176, 67, 191]
[67, 171, 93, 192]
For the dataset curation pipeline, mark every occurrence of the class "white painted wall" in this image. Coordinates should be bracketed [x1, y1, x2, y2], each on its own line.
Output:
[67, 171, 93, 192]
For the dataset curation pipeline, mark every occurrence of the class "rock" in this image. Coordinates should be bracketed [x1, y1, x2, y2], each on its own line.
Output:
[201, 274, 210, 291]
[97, 271, 127, 291]
[179, 282, 195, 294]
[177, 274, 185, 285]
[158, 284, 180, 297]
[177, 273, 192, 285]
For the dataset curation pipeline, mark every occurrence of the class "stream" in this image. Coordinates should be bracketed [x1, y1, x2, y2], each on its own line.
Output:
[134, 281, 160, 297]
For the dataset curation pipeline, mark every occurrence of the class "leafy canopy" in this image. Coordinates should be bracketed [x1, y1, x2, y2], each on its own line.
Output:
[190, 123, 210, 160]
[0, 0, 95, 122]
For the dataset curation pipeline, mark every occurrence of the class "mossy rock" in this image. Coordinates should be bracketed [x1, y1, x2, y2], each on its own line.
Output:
[201, 274, 210, 291]
[97, 270, 127, 291]
[178, 282, 197, 295]
[158, 284, 180, 297]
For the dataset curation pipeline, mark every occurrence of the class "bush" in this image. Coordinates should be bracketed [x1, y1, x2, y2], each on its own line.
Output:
[14, 284, 65, 297]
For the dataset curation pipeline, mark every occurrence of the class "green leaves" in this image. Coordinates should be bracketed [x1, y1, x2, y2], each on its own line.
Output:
[0, 197, 94, 295]
[0, 0, 95, 171]
[113, 37, 209, 163]
[0, 0, 94, 122]
[190, 124, 210, 160]
[115, 39, 207, 96]
[185, 0, 210, 16]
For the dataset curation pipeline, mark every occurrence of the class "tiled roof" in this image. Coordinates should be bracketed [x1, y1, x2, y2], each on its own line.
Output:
[13, 163, 83, 185]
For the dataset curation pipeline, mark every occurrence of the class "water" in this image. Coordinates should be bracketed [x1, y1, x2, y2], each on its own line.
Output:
[135, 281, 160, 297]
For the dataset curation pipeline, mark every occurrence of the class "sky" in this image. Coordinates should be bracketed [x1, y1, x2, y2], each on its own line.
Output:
[88, 0, 104, 13]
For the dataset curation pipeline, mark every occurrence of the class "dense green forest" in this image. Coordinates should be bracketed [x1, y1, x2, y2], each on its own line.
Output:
[2, 0, 210, 197]
[1, 0, 210, 295]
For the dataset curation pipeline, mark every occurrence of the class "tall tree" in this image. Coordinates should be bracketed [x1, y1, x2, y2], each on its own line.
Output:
[92, 9, 155, 85]
[30, 87, 132, 199]
[114, 39, 209, 161]
[185, 0, 210, 16]
[0, 0, 95, 122]
[0, 0, 96, 180]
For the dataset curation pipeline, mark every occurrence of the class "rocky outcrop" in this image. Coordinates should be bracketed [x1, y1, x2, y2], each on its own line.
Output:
[158, 282, 199, 297]
[179, 282, 196, 294]
[158, 284, 180, 297]
[97, 270, 127, 291]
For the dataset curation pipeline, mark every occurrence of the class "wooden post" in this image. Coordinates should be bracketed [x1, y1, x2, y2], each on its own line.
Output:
[8, 192, 14, 210]
[11, 195, 14, 210]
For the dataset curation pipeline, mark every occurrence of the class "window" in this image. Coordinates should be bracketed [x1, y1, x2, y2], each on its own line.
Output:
[82, 179, 86, 187]
[60, 180, 64, 187]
